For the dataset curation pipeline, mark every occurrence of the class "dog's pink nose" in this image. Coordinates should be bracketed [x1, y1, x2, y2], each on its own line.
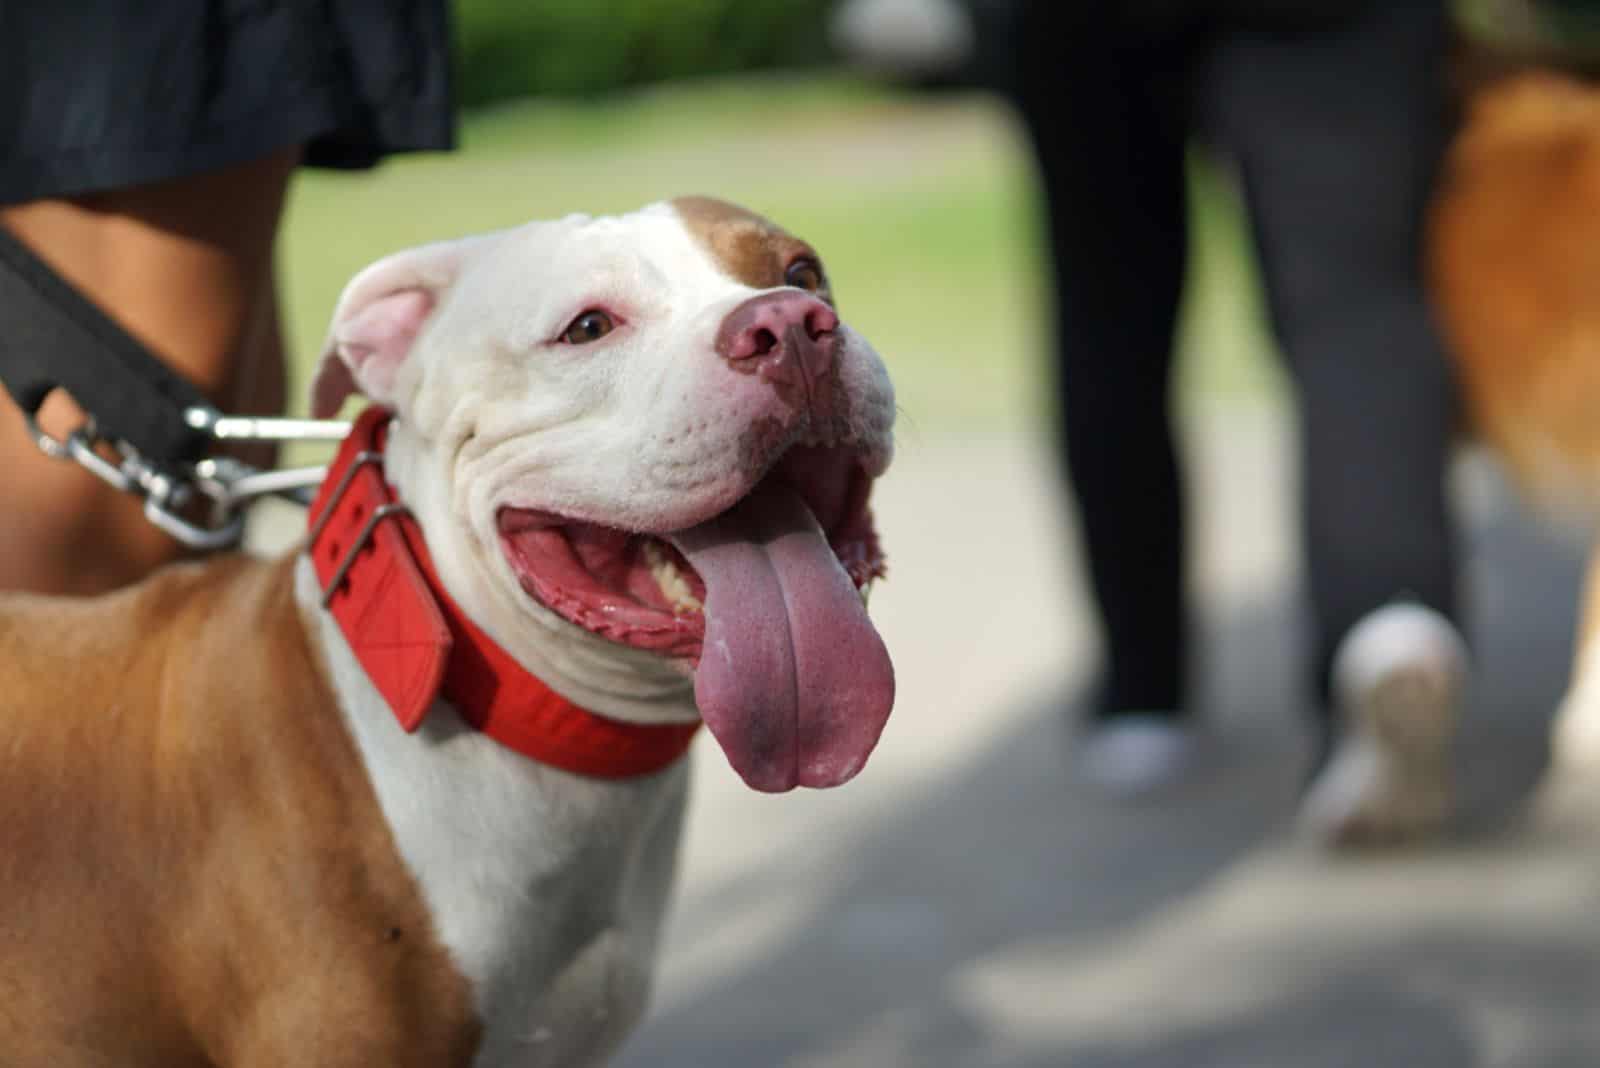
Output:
[716, 293, 840, 415]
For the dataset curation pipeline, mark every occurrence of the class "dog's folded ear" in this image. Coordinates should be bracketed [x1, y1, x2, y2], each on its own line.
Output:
[311, 236, 488, 418]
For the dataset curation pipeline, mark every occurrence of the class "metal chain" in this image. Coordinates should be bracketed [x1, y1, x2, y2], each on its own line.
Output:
[25, 403, 350, 550]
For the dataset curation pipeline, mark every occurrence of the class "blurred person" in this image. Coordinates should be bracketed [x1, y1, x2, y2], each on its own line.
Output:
[835, 0, 1468, 846]
[0, 2, 454, 595]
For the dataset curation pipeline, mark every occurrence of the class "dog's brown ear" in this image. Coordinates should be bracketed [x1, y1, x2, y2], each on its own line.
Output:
[310, 236, 489, 418]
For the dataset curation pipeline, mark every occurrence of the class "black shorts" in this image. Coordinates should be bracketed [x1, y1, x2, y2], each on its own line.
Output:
[0, 1, 455, 205]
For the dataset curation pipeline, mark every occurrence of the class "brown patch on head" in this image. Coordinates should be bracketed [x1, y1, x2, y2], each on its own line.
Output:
[672, 195, 834, 306]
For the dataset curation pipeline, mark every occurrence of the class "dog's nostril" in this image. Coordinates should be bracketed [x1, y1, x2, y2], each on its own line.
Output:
[804, 308, 837, 341]
[718, 293, 839, 362]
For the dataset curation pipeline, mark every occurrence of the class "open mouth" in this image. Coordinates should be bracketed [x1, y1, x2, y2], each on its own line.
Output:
[496, 441, 893, 792]
[496, 443, 884, 662]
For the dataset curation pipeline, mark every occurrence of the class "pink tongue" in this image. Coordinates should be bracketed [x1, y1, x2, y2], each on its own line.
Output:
[668, 481, 894, 792]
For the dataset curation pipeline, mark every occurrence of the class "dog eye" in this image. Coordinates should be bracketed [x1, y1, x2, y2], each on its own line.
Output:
[561, 310, 615, 344]
[784, 258, 825, 293]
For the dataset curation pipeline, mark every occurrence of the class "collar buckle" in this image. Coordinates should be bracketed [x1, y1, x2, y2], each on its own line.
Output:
[321, 501, 412, 607]
[304, 446, 408, 606]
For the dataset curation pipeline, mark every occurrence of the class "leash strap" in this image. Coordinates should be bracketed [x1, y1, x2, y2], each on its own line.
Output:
[0, 225, 352, 547]
[0, 224, 214, 464]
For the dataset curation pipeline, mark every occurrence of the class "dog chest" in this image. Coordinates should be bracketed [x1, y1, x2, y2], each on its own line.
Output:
[301, 559, 689, 1065]
[355, 715, 687, 1068]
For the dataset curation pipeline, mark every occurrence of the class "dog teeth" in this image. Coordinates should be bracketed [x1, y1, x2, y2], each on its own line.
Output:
[643, 542, 702, 614]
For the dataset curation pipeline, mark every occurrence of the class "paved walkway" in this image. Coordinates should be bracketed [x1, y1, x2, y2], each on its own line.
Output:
[610, 403, 1600, 1068]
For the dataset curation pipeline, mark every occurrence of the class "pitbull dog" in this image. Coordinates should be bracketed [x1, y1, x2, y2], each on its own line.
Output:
[0, 197, 896, 1067]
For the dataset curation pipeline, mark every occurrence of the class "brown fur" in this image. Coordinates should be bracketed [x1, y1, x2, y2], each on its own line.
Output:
[1430, 72, 1600, 506]
[672, 195, 835, 305]
[0, 553, 481, 1066]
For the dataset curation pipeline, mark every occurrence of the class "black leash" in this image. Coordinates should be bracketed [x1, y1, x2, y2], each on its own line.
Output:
[0, 225, 215, 463]
[0, 225, 347, 548]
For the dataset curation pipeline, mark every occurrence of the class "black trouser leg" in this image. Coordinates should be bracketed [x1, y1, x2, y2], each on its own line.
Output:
[1014, 6, 1196, 718]
[1205, 3, 1459, 715]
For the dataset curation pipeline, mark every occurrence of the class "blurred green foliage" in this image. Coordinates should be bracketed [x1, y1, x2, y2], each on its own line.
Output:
[453, 0, 836, 106]
[1457, 0, 1600, 52]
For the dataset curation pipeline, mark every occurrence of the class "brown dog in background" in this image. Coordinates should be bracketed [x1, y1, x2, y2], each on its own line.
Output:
[1430, 61, 1600, 778]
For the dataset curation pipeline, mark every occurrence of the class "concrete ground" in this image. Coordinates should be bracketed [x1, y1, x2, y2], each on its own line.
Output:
[607, 402, 1600, 1068]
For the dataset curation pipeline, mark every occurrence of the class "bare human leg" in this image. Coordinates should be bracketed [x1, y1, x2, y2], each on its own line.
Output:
[0, 148, 296, 595]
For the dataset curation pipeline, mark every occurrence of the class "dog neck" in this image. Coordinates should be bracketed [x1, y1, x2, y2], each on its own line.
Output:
[292, 555, 689, 1064]
[309, 409, 701, 778]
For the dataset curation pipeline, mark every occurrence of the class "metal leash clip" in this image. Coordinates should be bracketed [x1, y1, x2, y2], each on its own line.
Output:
[24, 403, 352, 552]
[26, 412, 245, 550]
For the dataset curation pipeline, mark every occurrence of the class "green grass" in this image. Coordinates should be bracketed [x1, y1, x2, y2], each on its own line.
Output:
[278, 74, 1280, 440]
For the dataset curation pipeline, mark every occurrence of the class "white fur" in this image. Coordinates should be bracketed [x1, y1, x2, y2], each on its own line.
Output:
[299, 559, 687, 1067]
[297, 201, 896, 1064]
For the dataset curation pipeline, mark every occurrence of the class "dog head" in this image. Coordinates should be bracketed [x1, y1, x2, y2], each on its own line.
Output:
[310, 198, 896, 792]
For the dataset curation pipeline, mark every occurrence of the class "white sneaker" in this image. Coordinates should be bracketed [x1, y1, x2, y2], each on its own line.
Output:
[1076, 714, 1196, 799]
[828, 0, 976, 78]
[1298, 602, 1468, 848]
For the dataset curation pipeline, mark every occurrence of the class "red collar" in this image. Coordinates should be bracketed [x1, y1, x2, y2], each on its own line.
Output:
[307, 407, 699, 778]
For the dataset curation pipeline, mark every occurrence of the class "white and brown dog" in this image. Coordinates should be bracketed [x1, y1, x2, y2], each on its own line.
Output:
[1431, 72, 1600, 789]
[0, 197, 897, 1066]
